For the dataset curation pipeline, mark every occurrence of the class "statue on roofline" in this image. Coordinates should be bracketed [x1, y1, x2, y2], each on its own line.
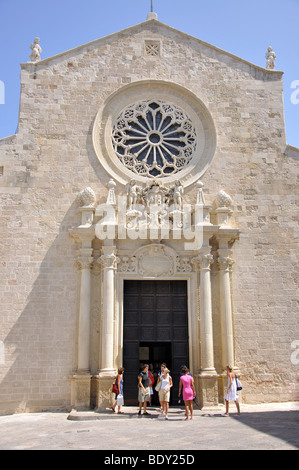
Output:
[29, 37, 42, 62]
[265, 46, 276, 70]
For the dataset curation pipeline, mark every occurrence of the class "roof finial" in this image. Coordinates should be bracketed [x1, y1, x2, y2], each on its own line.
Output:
[147, 0, 158, 20]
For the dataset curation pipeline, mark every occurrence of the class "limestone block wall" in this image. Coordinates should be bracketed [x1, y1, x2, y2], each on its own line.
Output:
[0, 19, 298, 413]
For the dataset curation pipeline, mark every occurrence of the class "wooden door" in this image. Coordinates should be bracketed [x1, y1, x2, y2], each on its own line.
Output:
[123, 280, 189, 405]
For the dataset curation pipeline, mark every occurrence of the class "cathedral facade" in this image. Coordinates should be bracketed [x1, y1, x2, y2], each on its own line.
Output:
[0, 13, 298, 414]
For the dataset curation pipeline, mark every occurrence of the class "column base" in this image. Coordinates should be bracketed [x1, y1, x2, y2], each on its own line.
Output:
[198, 368, 218, 376]
[70, 374, 92, 411]
[94, 373, 116, 410]
[194, 373, 219, 409]
[98, 368, 117, 377]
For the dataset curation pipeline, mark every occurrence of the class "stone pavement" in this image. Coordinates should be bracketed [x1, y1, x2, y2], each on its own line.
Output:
[0, 402, 298, 451]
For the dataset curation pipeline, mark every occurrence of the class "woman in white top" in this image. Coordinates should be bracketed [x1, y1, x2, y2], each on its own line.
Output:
[158, 368, 173, 420]
[223, 365, 241, 416]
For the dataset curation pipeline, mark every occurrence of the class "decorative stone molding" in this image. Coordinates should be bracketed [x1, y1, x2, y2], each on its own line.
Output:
[218, 255, 234, 272]
[215, 190, 233, 209]
[214, 190, 233, 227]
[76, 187, 96, 207]
[176, 256, 193, 273]
[118, 245, 194, 276]
[192, 253, 214, 271]
[106, 179, 116, 206]
[100, 252, 120, 270]
[118, 256, 137, 273]
[76, 256, 93, 271]
[144, 40, 161, 57]
[76, 187, 96, 227]
[136, 244, 175, 277]
[124, 179, 185, 231]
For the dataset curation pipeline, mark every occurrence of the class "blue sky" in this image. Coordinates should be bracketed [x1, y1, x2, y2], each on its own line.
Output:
[0, 0, 298, 147]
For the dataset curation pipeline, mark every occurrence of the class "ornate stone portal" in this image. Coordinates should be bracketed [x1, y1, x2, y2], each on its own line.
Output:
[69, 179, 239, 410]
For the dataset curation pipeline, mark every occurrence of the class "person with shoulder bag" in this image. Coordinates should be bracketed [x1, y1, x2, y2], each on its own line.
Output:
[138, 364, 151, 415]
[158, 368, 173, 420]
[111, 367, 125, 414]
[223, 365, 241, 417]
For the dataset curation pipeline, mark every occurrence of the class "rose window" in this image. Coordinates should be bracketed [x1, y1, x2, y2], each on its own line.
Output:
[112, 100, 197, 178]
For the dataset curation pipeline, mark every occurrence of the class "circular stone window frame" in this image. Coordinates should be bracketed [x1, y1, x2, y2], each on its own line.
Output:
[92, 80, 217, 188]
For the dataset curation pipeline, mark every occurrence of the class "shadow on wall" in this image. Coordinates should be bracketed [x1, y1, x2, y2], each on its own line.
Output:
[0, 199, 80, 415]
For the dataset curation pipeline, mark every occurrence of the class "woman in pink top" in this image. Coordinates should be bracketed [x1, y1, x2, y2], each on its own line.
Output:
[178, 367, 196, 420]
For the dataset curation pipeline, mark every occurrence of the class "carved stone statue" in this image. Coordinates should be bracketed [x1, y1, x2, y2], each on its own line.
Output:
[171, 180, 184, 210]
[29, 38, 42, 62]
[265, 46, 276, 70]
[126, 180, 140, 210]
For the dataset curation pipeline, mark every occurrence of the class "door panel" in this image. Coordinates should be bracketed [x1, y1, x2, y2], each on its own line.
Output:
[123, 280, 189, 406]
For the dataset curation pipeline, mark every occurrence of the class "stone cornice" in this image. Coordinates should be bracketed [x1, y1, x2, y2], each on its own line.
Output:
[20, 19, 284, 77]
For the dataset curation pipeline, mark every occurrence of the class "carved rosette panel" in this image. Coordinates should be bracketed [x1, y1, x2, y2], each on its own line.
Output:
[118, 245, 193, 277]
[138, 245, 174, 277]
[118, 256, 137, 273]
[176, 256, 193, 273]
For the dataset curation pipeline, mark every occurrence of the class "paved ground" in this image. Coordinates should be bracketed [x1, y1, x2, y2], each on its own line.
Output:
[0, 402, 298, 451]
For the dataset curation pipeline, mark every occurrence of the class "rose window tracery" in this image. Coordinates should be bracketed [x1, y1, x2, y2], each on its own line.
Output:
[112, 100, 197, 178]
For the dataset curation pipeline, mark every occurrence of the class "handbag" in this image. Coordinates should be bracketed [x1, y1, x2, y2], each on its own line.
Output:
[155, 380, 161, 392]
[112, 383, 119, 394]
[117, 394, 124, 406]
[235, 377, 242, 391]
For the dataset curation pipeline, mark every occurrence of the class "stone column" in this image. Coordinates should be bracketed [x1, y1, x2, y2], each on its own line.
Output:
[192, 241, 218, 408]
[76, 254, 93, 372]
[99, 246, 119, 375]
[69, 232, 95, 410]
[217, 233, 239, 401]
[198, 250, 216, 374]
[69, 187, 96, 410]
[94, 246, 119, 410]
[218, 250, 235, 370]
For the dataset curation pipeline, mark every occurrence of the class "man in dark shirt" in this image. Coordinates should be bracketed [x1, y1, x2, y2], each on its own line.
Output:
[138, 364, 151, 415]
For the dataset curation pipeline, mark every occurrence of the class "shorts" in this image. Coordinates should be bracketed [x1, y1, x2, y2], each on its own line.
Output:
[159, 388, 170, 402]
[138, 386, 150, 403]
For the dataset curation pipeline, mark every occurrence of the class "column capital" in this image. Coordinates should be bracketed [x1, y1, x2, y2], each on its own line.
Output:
[100, 248, 120, 270]
[76, 256, 93, 271]
[192, 252, 214, 271]
[218, 255, 234, 272]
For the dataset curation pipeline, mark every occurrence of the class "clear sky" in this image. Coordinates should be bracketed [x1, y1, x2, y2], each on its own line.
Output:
[0, 0, 298, 147]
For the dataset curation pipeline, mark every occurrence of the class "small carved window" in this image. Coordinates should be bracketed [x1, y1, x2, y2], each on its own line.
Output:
[144, 40, 161, 57]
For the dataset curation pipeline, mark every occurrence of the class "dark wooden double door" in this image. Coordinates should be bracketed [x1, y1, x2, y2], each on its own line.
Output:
[123, 280, 189, 405]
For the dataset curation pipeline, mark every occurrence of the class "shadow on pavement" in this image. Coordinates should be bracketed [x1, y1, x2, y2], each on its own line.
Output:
[232, 411, 299, 449]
